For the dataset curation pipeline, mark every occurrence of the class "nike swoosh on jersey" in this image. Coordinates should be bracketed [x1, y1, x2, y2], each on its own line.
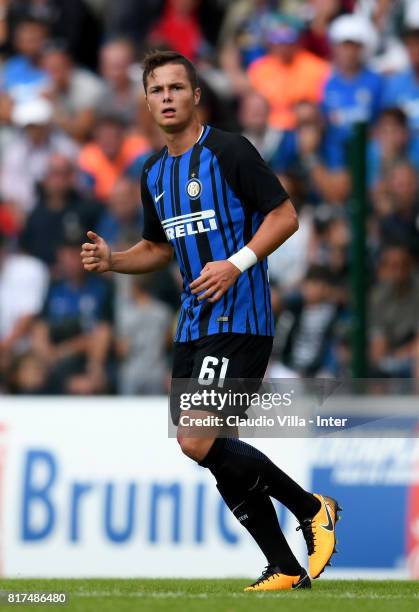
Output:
[320, 502, 334, 531]
[154, 191, 165, 202]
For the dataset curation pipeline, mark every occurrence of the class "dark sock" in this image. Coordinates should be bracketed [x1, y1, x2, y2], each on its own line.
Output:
[216, 478, 301, 575]
[200, 438, 321, 523]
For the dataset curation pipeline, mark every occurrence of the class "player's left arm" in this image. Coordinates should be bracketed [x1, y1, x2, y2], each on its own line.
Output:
[190, 199, 297, 303]
[245, 198, 298, 260]
[190, 135, 298, 303]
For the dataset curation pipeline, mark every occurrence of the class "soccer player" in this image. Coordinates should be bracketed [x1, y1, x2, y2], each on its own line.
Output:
[81, 50, 341, 591]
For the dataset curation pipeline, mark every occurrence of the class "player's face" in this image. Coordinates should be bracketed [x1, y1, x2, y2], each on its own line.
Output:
[146, 64, 200, 132]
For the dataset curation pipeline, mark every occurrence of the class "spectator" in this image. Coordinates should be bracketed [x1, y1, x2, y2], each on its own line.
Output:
[31, 234, 114, 394]
[300, 0, 342, 60]
[97, 38, 140, 126]
[0, 97, 79, 217]
[309, 205, 350, 302]
[0, 231, 49, 374]
[0, 0, 10, 56]
[268, 201, 313, 291]
[217, 0, 277, 55]
[357, 0, 408, 74]
[275, 265, 339, 376]
[382, 21, 419, 157]
[116, 274, 172, 394]
[21, 153, 101, 266]
[0, 199, 19, 239]
[248, 13, 330, 129]
[375, 161, 419, 257]
[218, 0, 275, 96]
[0, 16, 49, 104]
[111, 227, 180, 329]
[1, 0, 419, 389]
[368, 107, 419, 191]
[102, 0, 164, 44]
[124, 119, 167, 181]
[238, 94, 349, 204]
[196, 0, 227, 49]
[149, 0, 206, 62]
[45, 0, 102, 70]
[194, 76, 232, 130]
[41, 42, 105, 142]
[238, 89, 291, 167]
[272, 100, 351, 205]
[0, 0, 101, 70]
[369, 245, 419, 377]
[78, 113, 149, 202]
[7, 351, 50, 394]
[96, 177, 142, 248]
[322, 13, 382, 146]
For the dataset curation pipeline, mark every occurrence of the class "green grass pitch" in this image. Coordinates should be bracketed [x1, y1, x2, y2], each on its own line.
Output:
[0, 579, 417, 611]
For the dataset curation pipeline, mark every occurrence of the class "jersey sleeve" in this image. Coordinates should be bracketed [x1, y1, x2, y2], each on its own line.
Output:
[222, 135, 290, 214]
[140, 169, 168, 243]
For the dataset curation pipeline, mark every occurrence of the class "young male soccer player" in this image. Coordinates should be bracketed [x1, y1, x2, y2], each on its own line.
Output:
[81, 50, 341, 591]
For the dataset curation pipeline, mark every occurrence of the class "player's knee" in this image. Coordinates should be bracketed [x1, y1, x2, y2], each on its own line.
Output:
[177, 436, 207, 462]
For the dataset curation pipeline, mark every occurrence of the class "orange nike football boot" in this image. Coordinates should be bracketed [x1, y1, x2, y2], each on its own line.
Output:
[244, 565, 311, 592]
[297, 493, 342, 579]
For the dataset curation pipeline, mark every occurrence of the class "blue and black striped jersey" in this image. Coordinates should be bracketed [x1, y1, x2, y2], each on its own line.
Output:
[141, 125, 289, 342]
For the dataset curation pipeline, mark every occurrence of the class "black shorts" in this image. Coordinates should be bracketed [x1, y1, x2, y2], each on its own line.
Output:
[170, 333, 273, 426]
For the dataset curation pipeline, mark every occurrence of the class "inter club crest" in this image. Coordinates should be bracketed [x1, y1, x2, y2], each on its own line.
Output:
[186, 178, 202, 200]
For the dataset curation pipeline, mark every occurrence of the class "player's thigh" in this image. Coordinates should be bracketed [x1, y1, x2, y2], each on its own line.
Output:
[191, 333, 273, 382]
[171, 334, 273, 427]
[190, 333, 273, 421]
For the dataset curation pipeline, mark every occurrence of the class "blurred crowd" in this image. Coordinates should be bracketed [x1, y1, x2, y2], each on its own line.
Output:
[1, 0, 419, 395]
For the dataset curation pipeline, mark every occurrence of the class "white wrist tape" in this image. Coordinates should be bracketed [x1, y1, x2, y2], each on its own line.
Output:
[228, 246, 258, 273]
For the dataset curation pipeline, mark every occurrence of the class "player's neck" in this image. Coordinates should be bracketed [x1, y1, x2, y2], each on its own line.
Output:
[164, 119, 204, 157]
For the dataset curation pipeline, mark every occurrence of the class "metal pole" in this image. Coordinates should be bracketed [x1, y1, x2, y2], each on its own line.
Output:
[348, 122, 368, 377]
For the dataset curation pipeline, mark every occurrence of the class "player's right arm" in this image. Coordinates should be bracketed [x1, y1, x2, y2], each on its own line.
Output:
[81, 162, 173, 274]
[81, 231, 173, 274]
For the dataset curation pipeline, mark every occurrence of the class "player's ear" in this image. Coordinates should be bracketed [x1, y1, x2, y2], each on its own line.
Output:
[194, 87, 201, 106]
[143, 87, 150, 110]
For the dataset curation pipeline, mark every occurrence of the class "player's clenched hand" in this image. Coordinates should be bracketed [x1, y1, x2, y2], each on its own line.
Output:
[80, 231, 112, 273]
[190, 260, 241, 303]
